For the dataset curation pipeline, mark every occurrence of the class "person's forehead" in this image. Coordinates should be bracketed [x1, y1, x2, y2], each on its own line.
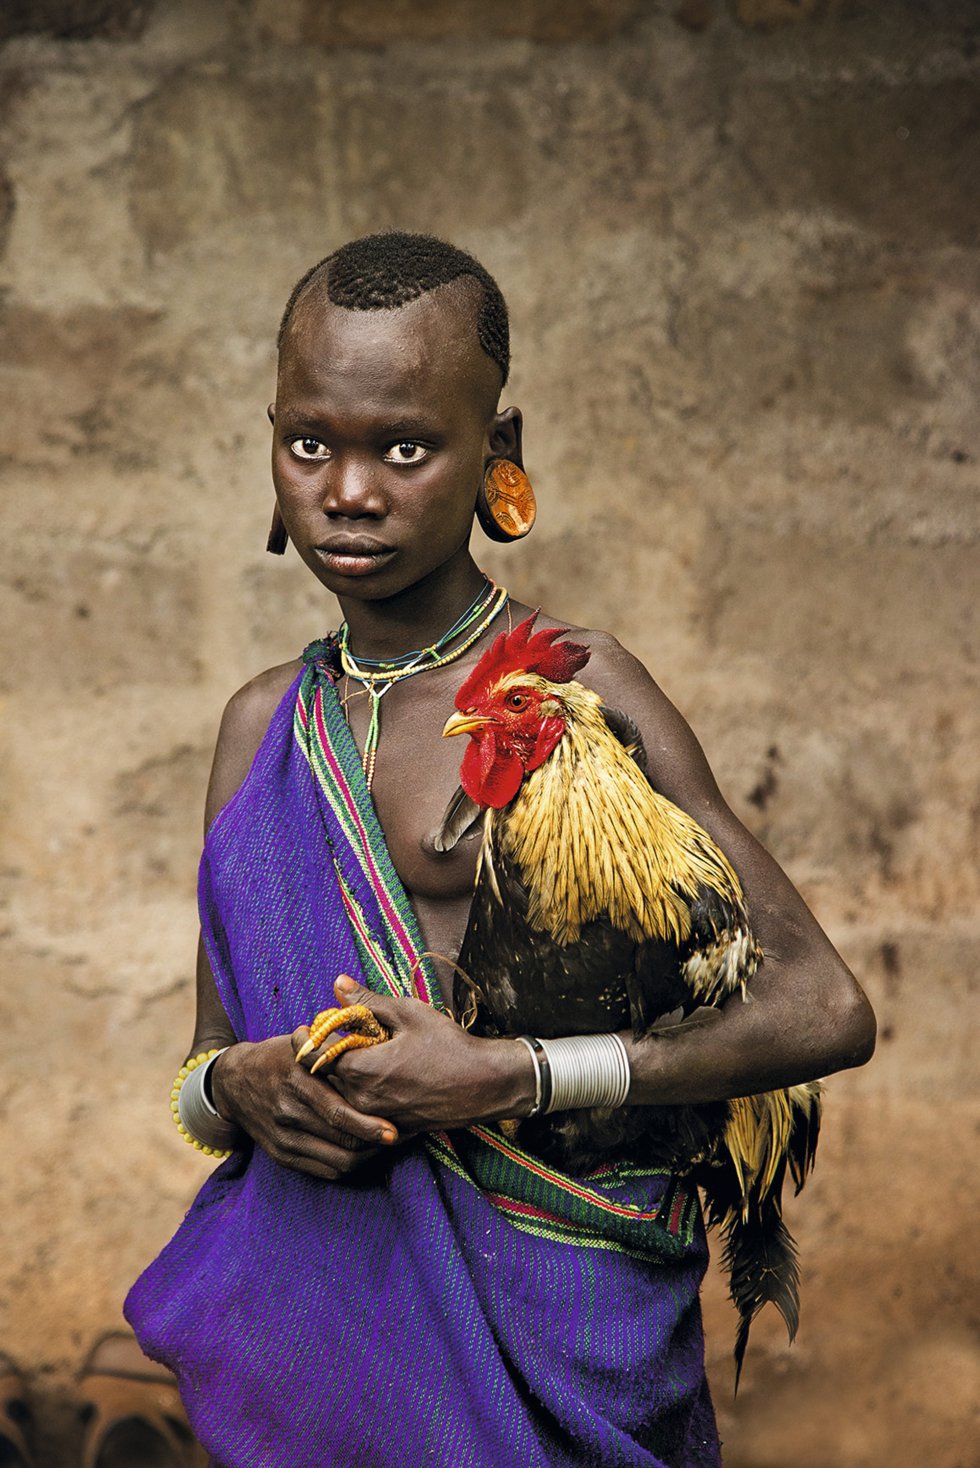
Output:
[281, 283, 490, 396]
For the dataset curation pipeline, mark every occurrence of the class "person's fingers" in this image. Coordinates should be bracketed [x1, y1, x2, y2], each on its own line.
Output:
[292, 1073, 398, 1147]
[275, 1134, 383, 1181]
[333, 975, 402, 1029]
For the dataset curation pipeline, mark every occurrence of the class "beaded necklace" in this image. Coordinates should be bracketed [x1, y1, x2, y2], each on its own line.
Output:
[339, 578, 508, 791]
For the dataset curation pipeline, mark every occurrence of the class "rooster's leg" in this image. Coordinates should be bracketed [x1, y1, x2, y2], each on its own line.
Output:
[295, 1003, 389, 1074]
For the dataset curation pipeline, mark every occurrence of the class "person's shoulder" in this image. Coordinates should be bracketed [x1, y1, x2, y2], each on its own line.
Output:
[519, 605, 661, 711]
[572, 628, 672, 727]
[205, 659, 304, 828]
[220, 659, 305, 742]
[520, 607, 710, 801]
[577, 627, 650, 689]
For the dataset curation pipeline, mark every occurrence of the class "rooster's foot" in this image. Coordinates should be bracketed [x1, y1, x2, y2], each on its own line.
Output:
[295, 1004, 389, 1074]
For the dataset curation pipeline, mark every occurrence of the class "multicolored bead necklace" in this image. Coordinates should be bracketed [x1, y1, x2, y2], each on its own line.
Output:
[338, 577, 509, 792]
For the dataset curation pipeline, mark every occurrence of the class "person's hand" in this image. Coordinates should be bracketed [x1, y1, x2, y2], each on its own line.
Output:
[296, 976, 535, 1135]
[210, 1034, 398, 1181]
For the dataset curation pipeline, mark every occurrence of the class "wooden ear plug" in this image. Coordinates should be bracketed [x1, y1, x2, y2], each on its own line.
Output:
[295, 1004, 389, 1074]
[476, 458, 536, 542]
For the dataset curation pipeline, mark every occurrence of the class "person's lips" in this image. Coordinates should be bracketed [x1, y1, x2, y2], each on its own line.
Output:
[314, 538, 395, 576]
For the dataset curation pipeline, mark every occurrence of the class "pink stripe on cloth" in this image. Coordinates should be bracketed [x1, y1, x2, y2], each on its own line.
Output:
[311, 687, 434, 1004]
[485, 1193, 568, 1226]
[467, 1126, 671, 1221]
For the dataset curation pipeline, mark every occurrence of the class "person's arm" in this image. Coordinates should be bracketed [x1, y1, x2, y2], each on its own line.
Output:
[585, 633, 876, 1103]
[188, 667, 401, 1180]
[317, 635, 875, 1130]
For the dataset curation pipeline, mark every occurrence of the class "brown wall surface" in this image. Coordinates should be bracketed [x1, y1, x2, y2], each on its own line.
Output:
[1, 1, 977, 1463]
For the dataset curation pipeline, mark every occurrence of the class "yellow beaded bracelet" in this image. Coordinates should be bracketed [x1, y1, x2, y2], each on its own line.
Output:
[170, 1049, 234, 1158]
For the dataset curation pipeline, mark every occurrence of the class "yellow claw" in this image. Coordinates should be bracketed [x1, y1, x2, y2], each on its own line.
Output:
[310, 1031, 382, 1074]
[295, 1003, 389, 1074]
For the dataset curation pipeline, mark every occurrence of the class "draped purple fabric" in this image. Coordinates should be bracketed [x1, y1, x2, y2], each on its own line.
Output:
[125, 663, 721, 1467]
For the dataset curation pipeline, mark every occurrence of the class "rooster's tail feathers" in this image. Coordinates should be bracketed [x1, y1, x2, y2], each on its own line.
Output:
[722, 1193, 801, 1392]
[787, 1081, 822, 1194]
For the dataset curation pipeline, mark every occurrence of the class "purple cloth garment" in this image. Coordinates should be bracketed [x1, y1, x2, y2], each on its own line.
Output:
[126, 653, 721, 1467]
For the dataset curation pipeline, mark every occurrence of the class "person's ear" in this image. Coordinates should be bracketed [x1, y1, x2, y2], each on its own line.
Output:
[488, 406, 523, 469]
[267, 403, 276, 424]
[478, 407, 535, 543]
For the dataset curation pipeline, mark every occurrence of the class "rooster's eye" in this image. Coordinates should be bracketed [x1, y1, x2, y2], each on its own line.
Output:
[506, 692, 527, 710]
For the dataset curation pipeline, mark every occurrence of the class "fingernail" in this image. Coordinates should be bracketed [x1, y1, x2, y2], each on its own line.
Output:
[379, 1128, 397, 1145]
[335, 975, 356, 994]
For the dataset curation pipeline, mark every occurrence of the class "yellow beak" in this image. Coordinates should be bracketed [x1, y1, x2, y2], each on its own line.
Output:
[442, 710, 490, 739]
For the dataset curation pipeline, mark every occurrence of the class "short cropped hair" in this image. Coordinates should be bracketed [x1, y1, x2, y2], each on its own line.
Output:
[277, 231, 510, 385]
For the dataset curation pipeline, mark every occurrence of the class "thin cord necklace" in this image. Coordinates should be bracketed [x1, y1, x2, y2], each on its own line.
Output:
[339, 577, 508, 792]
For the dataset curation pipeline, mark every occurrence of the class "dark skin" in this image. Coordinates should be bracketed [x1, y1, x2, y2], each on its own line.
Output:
[201, 280, 876, 1181]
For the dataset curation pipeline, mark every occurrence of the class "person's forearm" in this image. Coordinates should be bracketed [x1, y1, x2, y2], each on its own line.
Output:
[465, 1037, 539, 1122]
[208, 1041, 251, 1127]
[474, 990, 867, 1121]
[622, 952, 876, 1106]
[483, 950, 876, 1116]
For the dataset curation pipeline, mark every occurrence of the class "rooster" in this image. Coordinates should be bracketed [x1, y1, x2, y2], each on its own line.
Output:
[437, 613, 821, 1383]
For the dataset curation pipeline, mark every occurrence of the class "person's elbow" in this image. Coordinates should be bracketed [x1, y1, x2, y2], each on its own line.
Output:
[822, 979, 877, 1075]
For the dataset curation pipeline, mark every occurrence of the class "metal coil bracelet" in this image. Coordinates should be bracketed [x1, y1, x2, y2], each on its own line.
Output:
[537, 1033, 631, 1113]
[173, 1048, 240, 1155]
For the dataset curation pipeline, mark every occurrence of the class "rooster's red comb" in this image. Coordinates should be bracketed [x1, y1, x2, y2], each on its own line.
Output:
[455, 612, 591, 709]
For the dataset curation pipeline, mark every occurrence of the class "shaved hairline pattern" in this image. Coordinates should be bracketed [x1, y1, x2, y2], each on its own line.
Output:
[277, 231, 510, 386]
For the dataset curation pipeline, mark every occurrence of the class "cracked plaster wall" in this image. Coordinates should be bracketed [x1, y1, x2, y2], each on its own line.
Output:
[0, 1, 977, 1463]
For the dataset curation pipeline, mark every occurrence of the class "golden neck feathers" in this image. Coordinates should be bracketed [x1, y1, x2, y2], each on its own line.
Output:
[483, 681, 746, 952]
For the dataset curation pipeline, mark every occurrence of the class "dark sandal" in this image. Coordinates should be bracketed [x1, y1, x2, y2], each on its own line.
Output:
[0, 1356, 33, 1468]
[77, 1334, 202, 1468]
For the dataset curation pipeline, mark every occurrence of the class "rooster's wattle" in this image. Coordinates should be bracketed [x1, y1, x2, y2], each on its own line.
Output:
[438, 613, 821, 1382]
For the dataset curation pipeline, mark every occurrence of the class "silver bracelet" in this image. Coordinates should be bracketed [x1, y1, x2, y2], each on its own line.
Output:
[538, 1033, 631, 1113]
[176, 1048, 240, 1152]
[514, 1036, 545, 1117]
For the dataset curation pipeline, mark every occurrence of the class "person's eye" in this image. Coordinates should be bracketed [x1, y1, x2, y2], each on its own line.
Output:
[383, 441, 429, 465]
[289, 438, 330, 461]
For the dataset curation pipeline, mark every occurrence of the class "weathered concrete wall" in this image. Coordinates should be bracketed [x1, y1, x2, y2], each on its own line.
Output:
[1, 1, 977, 1462]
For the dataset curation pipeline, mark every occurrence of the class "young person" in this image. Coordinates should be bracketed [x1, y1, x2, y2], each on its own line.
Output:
[127, 232, 875, 1467]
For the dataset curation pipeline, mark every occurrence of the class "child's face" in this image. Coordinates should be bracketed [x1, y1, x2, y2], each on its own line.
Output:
[271, 284, 502, 603]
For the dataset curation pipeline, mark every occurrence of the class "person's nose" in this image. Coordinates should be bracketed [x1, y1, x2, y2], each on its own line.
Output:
[320, 458, 386, 519]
